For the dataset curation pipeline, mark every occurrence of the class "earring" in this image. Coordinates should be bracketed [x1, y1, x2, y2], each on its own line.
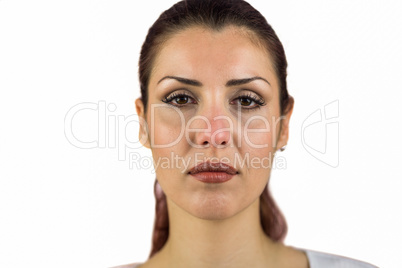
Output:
[279, 145, 287, 152]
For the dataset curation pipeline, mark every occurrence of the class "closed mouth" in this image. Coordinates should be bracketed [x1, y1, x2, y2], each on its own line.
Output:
[188, 161, 238, 175]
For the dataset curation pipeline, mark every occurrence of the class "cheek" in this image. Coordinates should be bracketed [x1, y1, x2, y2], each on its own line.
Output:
[241, 115, 277, 151]
[147, 105, 187, 149]
[236, 114, 280, 174]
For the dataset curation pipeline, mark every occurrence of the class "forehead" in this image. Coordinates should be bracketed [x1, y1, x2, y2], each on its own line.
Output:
[150, 26, 278, 89]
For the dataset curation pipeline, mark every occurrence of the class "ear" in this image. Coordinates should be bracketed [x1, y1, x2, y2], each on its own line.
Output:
[275, 96, 294, 151]
[135, 97, 151, 149]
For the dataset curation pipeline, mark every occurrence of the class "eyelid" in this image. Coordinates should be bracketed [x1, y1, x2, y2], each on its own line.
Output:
[236, 88, 263, 97]
[164, 88, 198, 101]
[234, 89, 266, 102]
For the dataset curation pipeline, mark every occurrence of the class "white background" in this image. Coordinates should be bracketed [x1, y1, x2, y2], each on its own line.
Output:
[1, 0, 401, 267]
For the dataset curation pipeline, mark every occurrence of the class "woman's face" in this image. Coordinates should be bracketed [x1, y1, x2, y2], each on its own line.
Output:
[136, 26, 292, 220]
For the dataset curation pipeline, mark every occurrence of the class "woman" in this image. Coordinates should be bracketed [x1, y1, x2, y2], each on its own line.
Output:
[115, 0, 377, 267]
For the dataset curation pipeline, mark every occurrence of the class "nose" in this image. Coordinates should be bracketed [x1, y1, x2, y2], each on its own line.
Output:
[189, 107, 232, 148]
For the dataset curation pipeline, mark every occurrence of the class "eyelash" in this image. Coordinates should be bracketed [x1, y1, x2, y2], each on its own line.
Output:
[232, 93, 266, 110]
[161, 91, 266, 110]
[162, 92, 197, 106]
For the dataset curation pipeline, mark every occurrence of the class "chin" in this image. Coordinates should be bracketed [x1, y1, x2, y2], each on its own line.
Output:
[186, 193, 241, 221]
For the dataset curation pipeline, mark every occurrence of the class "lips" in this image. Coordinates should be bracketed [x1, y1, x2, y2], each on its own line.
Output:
[188, 161, 238, 183]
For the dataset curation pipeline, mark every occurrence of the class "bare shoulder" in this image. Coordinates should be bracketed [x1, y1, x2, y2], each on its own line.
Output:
[110, 263, 142, 268]
[275, 244, 309, 268]
[112, 252, 165, 268]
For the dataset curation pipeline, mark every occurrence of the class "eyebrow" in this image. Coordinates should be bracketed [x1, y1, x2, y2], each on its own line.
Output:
[226, 77, 271, 87]
[157, 76, 271, 87]
[157, 76, 202, 86]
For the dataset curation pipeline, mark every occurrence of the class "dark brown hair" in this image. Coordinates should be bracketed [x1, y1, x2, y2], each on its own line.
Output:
[138, 0, 293, 258]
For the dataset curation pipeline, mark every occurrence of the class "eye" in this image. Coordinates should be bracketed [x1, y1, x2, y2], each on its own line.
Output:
[162, 91, 197, 107]
[173, 95, 189, 105]
[238, 97, 253, 106]
[231, 92, 266, 110]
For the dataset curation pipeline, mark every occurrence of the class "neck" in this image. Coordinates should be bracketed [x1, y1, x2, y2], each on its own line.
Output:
[159, 197, 281, 268]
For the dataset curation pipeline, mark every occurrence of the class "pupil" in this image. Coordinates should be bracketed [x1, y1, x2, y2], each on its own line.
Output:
[240, 98, 251, 106]
[176, 96, 188, 104]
